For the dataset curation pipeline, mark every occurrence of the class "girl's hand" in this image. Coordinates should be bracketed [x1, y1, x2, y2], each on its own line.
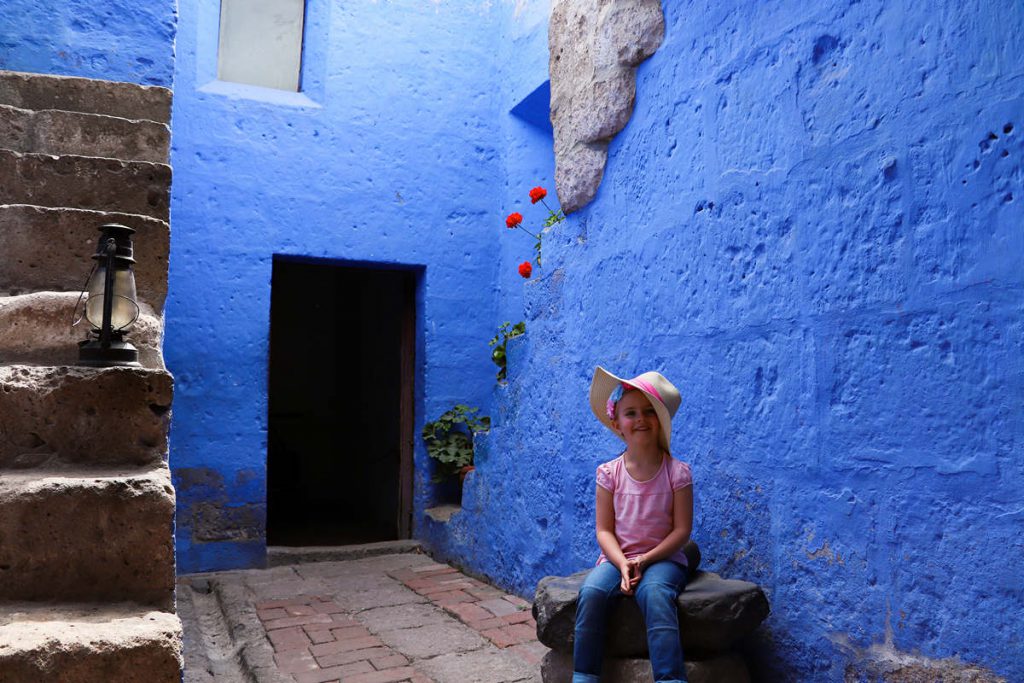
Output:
[627, 555, 646, 587]
[619, 563, 638, 595]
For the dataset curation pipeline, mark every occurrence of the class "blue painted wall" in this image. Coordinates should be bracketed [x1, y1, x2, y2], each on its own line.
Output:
[424, 1, 1024, 680]
[159, 0, 1021, 678]
[165, 0, 503, 572]
[0, 0, 177, 86]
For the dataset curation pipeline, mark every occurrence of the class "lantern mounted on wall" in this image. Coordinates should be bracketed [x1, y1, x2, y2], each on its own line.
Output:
[74, 223, 142, 367]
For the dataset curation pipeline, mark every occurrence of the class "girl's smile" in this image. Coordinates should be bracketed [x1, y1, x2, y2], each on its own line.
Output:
[614, 391, 660, 442]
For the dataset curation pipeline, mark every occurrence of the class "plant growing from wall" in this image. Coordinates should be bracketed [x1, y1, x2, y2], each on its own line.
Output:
[504, 185, 565, 278]
[489, 321, 526, 382]
[422, 405, 490, 482]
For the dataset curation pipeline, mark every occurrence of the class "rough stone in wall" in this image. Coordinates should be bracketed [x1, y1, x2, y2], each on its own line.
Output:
[549, 0, 664, 213]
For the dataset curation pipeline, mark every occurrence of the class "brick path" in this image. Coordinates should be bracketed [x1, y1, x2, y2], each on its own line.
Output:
[179, 550, 546, 683]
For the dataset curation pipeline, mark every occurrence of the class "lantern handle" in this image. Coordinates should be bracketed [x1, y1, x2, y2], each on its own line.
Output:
[70, 260, 99, 329]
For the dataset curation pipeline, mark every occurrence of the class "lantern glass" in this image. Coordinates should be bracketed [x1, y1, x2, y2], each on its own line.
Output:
[85, 265, 139, 330]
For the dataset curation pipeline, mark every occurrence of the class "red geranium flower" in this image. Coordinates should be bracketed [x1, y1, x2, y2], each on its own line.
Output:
[518, 261, 533, 279]
[529, 186, 547, 204]
[505, 212, 523, 229]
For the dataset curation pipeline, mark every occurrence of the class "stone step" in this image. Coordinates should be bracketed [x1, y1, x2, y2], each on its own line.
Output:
[0, 465, 175, 607]
[0, 69, 171, 124]
[0, 103, 169, 163]
[0, 204, 168, 310]
[0, 365, 172, 469]
[0, 149, 170, 221]
[0, 292, 164, 369]
[0, 602, 181, 682]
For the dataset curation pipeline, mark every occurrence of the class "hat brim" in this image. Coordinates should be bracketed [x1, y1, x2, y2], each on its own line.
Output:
[589, 366, 673, 452]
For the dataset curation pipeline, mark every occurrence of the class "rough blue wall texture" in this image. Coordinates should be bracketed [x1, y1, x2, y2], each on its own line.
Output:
[0, 0, 177, 86]
[426, 1, 1024, 680]
[166, 0, 502, 572]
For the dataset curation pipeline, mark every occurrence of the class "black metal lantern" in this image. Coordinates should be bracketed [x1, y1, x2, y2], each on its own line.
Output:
[75, 224, 142, 367]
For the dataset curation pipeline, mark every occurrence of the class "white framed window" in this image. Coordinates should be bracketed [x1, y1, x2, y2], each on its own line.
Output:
[217, 0, 305, 92]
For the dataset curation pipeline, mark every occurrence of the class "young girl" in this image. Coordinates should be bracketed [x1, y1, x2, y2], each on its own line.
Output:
[573, 367, 693, 683]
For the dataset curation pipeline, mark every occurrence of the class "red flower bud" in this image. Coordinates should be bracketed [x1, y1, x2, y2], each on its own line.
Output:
[529, 186, 547, 204]
[518, 261, 533, 279]
[505, 212, 523, 229]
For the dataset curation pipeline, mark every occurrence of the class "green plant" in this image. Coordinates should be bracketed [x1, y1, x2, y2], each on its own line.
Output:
[489, 321, 526, 382]
[504, 185, 565, 276]
[422, 404, 490, 482]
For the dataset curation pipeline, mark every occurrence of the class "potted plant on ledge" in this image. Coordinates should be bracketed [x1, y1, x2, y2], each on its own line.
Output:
[422, 404, 490, 505]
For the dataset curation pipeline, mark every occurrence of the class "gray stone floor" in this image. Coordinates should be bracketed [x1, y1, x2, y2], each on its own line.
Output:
[178, 544, 545, 683]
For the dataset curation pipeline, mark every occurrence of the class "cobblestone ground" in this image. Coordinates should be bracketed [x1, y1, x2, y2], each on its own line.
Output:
[178, 550, 547, 683]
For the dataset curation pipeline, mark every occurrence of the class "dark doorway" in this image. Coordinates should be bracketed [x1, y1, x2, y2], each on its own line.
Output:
[267, 257, 415, 546]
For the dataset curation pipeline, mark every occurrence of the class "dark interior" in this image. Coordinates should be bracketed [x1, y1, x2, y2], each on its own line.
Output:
[267, 257, 412, 546]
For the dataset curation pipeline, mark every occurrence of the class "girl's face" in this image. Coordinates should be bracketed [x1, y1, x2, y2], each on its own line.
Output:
[614, 390, 660, 447]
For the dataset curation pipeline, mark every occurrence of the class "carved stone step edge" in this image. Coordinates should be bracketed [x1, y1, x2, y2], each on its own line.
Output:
[0, 364, 172, 470]
[0, 603, 182, 682]
[0, 69, 172, 124]
[0, 149, 171, 221]
[0, 291, 164, 370]
[0, 203, 168, 311]
[0, 102, 170, 164]
[0, 464, 175, 608]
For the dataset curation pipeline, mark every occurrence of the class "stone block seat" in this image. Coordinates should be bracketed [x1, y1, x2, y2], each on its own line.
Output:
[532, 542, 769, 683]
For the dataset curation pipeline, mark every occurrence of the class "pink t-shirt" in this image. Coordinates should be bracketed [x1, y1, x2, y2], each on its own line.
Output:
[596, 454, 693, 567]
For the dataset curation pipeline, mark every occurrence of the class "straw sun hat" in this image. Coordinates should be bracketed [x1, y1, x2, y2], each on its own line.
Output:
[589, 366, 682, 452]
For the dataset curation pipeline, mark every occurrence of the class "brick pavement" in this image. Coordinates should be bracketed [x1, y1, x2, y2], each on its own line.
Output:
[180, 550, 545, 683]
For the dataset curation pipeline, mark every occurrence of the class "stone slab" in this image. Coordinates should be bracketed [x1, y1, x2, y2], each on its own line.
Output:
[0, 204, 169, 311]
[549, 0, 664, 213]
[0, 365, 172, 469]
[0, 464, 175, 607]
[268, 539, 424, 567]
[377, 622, 490, 659]
[0, 604, 181, 683]
[0, 292, 164, 369]
[533, 570, 769, 658]
[0, 69, 172, 123]
[415, 647, 540, 683]
[0, 149, 170, 220]
[0, 103, 170, 163]
[540, 649, 750, 683]
[0, 202, 169, 309]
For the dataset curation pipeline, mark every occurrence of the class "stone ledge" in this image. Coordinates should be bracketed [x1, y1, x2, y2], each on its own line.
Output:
[0, 103, 170, 164]
[0, 364, 172, 469]
[534, 568, 769, 658]
[0, 203, 169, 310]
[0, 603, 181, 682]
[0, 69, 172, 124]
[425, 504, 462, 523]
[268, 539, 424, 567]
[0, 149, 170, 220]
[0, 464, 176, 607]
[0, 292, 164, 369]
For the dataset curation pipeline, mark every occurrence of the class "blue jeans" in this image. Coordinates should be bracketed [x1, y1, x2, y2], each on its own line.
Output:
[572, 560, 688, 683]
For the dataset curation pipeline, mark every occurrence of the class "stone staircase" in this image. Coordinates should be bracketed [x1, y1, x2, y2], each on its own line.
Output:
[0, 70, 182, 681]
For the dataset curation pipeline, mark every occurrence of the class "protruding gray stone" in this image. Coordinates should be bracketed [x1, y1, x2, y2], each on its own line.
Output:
[0, 149, 170, 220]
[0, 103, 170, 163]
[0, 292, 164, 369]
[0, 69, 172, 124]
[549, 0, 664, 213]
[0, 465, 176, 608]
[0, 204, 169, 310]
[541, 648, 751, 683]
[534, 570, 769, 658]
[0, 365, 172, 469]
[0, 604, 182, 682]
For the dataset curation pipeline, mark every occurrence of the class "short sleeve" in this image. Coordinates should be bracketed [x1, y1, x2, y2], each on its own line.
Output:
[669, 460, 692, 490]
[596, 462, 615, 492]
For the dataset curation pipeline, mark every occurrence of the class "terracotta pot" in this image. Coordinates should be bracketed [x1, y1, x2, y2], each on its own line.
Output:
[459, 465, 475, 483]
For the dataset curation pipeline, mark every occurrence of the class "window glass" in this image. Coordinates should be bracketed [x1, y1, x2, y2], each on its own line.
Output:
[217, 0, 305, 92]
